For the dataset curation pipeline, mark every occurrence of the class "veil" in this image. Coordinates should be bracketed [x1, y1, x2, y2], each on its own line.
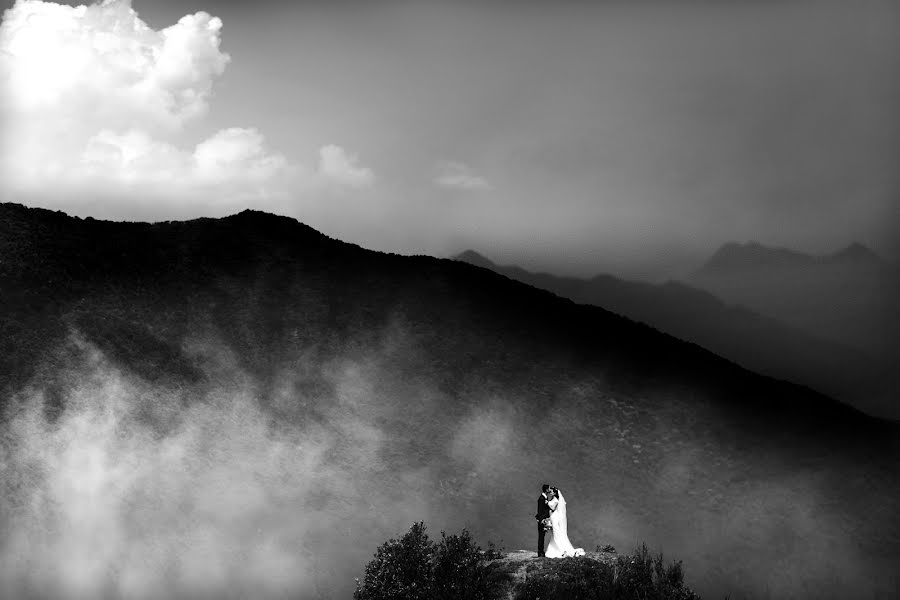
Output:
[546, 488, 584, 557]
[555, 490, 567, 534]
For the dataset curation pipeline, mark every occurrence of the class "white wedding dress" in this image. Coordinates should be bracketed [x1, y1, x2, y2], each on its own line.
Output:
[544, 491, 585, 558]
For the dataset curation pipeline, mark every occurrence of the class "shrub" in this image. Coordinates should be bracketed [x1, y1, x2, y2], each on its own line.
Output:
[354, 522, 435, 600]
[611, 543, 698, 600]
[432, 529, 493, 600]
[516, 557, 614, 600]
[354, 522, 500, 600]
[514, 543, 700, 600]
[482, 540, 504, 560]
[355, 526, 699, 600]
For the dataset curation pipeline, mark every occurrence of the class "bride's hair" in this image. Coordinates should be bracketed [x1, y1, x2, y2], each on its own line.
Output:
[552, 487, 561, 497]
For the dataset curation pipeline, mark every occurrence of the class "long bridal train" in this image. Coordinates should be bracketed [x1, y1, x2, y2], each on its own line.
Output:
[544, 490, 585, 558]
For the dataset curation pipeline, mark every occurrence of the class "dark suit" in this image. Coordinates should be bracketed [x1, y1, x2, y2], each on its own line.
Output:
[535, 493, 551, 556]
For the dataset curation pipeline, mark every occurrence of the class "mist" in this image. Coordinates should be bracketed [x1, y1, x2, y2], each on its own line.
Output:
[2, 0, 899, 595]
[1, 333, 384, 599]
[2, 317, 896, 600]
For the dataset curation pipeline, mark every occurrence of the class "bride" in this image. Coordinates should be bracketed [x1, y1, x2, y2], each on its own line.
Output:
[544, 487, 585, 558]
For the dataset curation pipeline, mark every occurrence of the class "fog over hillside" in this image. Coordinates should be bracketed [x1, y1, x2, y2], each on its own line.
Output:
[1, 1, 898, 597]
[1, 205, 898, 600]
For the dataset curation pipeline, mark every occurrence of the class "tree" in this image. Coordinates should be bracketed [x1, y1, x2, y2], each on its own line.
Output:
[354, 523, 500, 600]
[432, 529, 493, 600]
[354, 522, 435, 600]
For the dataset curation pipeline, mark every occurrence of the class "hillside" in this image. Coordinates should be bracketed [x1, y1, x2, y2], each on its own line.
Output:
[454, 250, 896, 418]
[0, 203, 898, 600]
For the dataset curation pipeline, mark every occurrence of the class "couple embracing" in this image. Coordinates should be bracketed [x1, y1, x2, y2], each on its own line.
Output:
[535, 484, 585, 558]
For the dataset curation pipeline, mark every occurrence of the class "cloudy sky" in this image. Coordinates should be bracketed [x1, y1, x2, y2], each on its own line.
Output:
[1, 0, 898, 279]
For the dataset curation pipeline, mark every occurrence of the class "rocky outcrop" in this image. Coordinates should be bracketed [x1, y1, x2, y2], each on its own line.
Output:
[485, 550, 619, 599]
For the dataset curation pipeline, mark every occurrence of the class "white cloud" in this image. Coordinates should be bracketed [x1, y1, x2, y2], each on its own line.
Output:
[317, 144, 375, 189]
[193, 128, 289, 184]
[1, 0, 228, 132]
[77, 127, 289, 187]
[434, 161, 491, 191]
[0, 0, 374, 216]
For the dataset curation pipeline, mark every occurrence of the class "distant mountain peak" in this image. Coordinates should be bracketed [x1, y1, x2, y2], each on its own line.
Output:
[831, 242, 881, 264]
[700, 240, 885, 273]
[453, 249, 497, 268]
[701, 241, 814, 271]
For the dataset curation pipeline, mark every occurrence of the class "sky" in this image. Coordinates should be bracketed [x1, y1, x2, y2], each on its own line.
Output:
[1, 0, 898, 279]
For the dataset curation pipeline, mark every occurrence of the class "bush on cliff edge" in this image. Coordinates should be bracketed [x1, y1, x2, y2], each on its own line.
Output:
[354, 522, 499, 600]
[354, 522, 700, 600]
[515, 543, 699, 600]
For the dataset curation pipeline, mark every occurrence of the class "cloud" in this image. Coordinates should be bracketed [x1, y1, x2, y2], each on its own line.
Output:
[317, 144, 375, 189]
[0, 0, 228, 130]
[434, 161, 491, 191]
[0, 0, 373, 216]
[194, 128, 289, 184]
[78, 127, 289, 188]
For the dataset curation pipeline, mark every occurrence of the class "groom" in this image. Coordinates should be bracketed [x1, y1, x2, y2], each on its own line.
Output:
[535, 483, 551, 557]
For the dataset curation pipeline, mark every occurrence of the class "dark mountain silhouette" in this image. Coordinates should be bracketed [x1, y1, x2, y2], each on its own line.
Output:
[0, 203, 898, 600]
[454, 250, 896, 418]
[689, 241, 899, 364]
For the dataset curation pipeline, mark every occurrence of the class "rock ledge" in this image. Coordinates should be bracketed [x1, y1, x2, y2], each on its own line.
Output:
[484, 549, 619, 599]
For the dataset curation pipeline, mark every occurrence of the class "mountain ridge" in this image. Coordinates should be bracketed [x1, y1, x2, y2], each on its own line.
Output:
[452, 247, 897, 418]
[688, 237, 899, 364]
[1, 202, 889, 427]
[698, 240, 886, 273]
[1, 202, 898, 600]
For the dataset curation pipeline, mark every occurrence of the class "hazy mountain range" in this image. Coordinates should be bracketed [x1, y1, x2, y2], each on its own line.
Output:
[0, 203, 897, 600]
[689, 241, 899, 361]
[454, 247, 898, 419]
